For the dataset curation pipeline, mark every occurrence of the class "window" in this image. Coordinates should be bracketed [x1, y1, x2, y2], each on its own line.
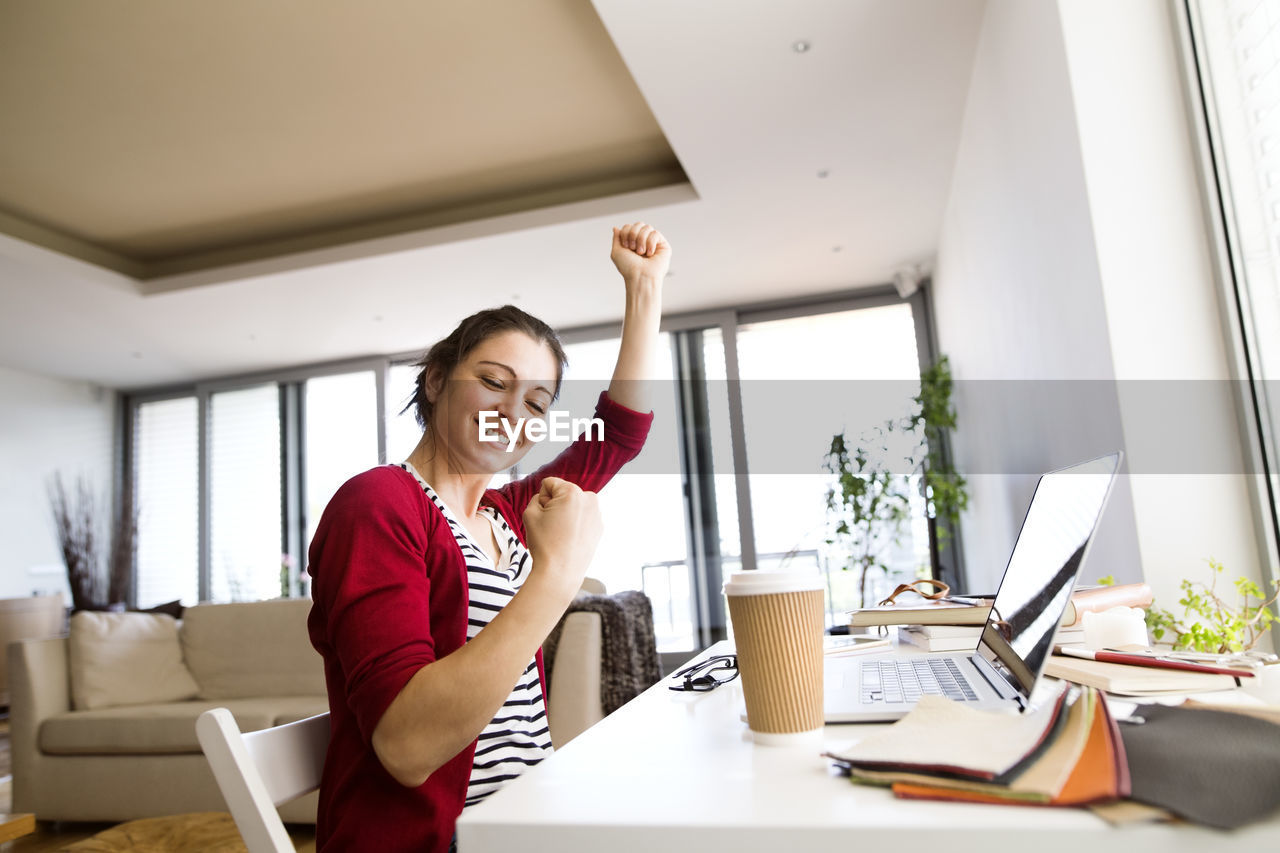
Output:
[580, 335, 693, 651]
[733, 304, 928, 625]
[674, 325, 741, 653]
[209, 384, 282, 602]
[124, 294, 935, 649]
[386, 362, 422, 465]
[132, 396, 199, 608]
[303, 371, 379, 567]
[1185, 0, 1280, 570]
[537, 303, 931, 652]
[521, 334, 695, 652]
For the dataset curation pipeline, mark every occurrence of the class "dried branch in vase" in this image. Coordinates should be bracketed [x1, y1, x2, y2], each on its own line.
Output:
[107, 483, 136, 607]
[47, 472, 137, 612]
[49, 474, 102, 611]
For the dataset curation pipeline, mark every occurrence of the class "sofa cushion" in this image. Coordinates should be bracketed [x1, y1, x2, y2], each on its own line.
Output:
[68, 612, 200, 711]
[180, 598, 324, 699]
[39, 696, 330, 755]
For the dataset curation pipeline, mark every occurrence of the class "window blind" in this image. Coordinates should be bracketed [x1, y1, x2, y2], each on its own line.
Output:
[133, 396, 199, 608]
[209, 383, 282, 602]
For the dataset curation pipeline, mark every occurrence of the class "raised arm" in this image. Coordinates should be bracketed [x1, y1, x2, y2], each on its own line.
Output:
[493, 224, 666, 515]
[606, 222, 671, 413]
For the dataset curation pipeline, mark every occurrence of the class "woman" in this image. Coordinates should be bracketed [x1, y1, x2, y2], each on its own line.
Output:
[306, 222, 670, 852]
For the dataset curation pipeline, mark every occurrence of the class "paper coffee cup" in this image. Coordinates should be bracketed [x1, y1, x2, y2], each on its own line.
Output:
[724, 570, 825, 746]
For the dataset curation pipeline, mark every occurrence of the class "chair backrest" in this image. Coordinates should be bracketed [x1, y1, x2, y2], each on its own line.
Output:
[197, 707, 329, 853]
[0, 593, 65, 705]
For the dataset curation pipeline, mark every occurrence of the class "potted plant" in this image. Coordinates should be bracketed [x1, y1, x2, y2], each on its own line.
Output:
[911, 356, 968, 582]
[824, 356, 968, 606]
[1143, 559, 1279, 654]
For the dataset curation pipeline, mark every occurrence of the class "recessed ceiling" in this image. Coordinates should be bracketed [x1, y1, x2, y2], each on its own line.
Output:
[0, 0, 685, 280]
[0, 0, 987, 391]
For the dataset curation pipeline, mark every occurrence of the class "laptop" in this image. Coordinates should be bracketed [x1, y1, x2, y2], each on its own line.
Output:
[825, 451, 1122, 723]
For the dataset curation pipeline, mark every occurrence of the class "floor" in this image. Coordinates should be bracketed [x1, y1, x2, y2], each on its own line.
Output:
[0, 717, 317, 851]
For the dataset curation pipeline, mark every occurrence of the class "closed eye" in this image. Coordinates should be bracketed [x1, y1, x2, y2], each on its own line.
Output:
[526, 400, 546, 415]
[481, 376, 504, 391]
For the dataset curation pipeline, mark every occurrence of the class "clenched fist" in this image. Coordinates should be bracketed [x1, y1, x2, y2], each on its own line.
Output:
[522, 477, 604, 602]
[611, 221, 671, 283]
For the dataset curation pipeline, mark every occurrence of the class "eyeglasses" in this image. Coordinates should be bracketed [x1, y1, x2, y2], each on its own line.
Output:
[877, 579, 953, 606]
[668, 654, 739, 692]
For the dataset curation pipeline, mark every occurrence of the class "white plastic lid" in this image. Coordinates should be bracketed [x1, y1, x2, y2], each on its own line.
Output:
[722, 568, 824, 597]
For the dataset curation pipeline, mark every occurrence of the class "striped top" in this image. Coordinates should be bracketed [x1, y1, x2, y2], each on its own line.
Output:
[398, 463, 552, 808]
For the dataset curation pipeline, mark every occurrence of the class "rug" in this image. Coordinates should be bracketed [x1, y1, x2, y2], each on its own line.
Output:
[59, 812, 247, 852]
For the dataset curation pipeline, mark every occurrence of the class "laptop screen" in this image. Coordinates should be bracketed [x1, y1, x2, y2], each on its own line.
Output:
[975, 452, 1121, 701]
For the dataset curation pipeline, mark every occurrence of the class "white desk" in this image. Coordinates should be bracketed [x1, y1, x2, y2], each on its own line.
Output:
[458, 642, 1280, 852]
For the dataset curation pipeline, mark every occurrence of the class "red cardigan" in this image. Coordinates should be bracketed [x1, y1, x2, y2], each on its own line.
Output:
[307, 392, 653, 853]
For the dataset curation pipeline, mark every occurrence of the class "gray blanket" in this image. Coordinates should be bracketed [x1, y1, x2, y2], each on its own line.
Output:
[544, 590, 660, 716]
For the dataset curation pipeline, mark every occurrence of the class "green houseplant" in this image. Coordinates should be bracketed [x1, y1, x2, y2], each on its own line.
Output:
[824, 423, 915, 608]
[911, 356, 968, 567]
[824, 356, 969, 606]
[1142, 560, 1279, 654]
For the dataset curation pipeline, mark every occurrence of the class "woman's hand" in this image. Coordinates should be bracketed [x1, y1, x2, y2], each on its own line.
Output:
[522, 477, 603, 603]
[611, 221, 672, 283]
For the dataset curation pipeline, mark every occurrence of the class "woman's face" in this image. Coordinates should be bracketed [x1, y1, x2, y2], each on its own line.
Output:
[427, 330, 560, 474]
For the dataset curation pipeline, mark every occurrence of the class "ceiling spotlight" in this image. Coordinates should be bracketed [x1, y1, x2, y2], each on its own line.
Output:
[793, 40, 811, 54]
[817, 169, 830, 179]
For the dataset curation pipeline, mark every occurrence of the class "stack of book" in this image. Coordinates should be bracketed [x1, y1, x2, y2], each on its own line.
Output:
[847, 582, 1154, 652]
[899, 624, 987, 652]
[825, 685, 1130, 808]
[1044, 648, 1252, 695]
[848, 596, 991, 629]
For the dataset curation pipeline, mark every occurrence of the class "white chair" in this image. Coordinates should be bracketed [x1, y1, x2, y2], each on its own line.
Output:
[196, 708, 329, 853]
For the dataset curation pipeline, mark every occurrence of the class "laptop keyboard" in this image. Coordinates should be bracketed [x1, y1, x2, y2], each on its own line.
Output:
[860, 658, 980, 704]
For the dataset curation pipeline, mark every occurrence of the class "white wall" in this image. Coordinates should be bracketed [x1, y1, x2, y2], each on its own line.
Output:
[1055, 0, 1265, 610]
[935, 0, 1266, 620]
[933, 0, 1141, 592]
[0, 365, 118, 600]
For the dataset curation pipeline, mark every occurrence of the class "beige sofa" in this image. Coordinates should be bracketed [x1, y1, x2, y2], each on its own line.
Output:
[9, 591, 610, 823]
[9, 598, 326, 823]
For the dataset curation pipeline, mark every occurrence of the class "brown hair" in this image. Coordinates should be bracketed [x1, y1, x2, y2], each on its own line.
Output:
[402, 304, 568, 430]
